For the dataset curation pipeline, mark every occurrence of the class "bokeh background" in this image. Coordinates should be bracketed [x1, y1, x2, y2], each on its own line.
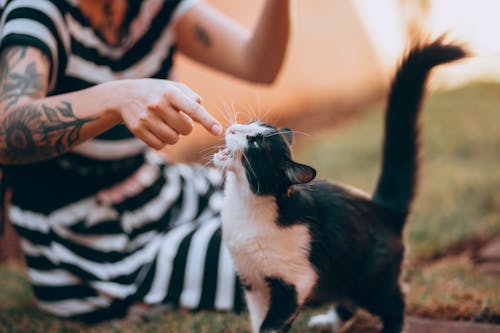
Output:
[167, 0, 500, 161]
[0, 1, 499, 332]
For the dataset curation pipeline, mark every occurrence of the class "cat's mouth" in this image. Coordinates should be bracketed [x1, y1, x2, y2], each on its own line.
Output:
[213, 147, 237, 169]
[216, 147, 232, 160]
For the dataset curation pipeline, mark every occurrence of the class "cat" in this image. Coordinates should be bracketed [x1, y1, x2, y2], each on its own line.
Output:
[212, 38, 467, 333]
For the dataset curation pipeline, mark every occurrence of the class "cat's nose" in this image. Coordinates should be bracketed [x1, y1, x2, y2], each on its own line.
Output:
[227, 128, 236, 135]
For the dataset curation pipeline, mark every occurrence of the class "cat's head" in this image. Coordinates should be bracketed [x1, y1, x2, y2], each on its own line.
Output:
[213, 121, 316, 195]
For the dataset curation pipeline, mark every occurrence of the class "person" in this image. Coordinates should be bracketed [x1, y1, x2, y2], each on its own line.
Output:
[0, 0, 290, 323]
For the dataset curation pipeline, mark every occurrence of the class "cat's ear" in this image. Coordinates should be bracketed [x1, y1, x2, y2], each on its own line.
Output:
[284, 160, 316, 185]
[279, 128, 294, 145]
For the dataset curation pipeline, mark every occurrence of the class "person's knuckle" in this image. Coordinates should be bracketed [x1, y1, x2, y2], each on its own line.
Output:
[177, 124, 191, 136]
[152, 140, 164, 150]
[138, 114, 150, 125]
[168, 132, 180, 144]
[127, 117, 142, 131]
[190, 101, 203, 114]
[147, 101, 161, 111]
[129, 123, 141, 133]
[180, 124, 193, 136]
[161, 89, 174, 101]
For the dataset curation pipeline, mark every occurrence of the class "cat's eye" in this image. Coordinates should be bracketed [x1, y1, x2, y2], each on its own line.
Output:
[247, 135, 259, 148]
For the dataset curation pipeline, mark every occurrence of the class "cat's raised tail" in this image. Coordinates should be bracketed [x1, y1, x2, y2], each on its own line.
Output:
[372, 37, 468, 223]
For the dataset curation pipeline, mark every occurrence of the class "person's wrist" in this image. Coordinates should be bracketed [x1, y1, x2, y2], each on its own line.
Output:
[98, 80, 124, 123]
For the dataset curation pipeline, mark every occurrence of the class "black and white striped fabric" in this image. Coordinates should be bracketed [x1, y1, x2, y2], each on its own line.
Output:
[0, 0, 196, 155]
[9, 153, 243, 322]
[0, 0, 243, 322]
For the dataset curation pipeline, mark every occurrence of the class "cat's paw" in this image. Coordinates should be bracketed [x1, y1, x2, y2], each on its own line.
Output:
[307, 307, 342, 333]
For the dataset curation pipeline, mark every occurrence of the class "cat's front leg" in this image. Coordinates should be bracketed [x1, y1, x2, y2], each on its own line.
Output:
[244, 287, 269, 333]
[258, 277, 300, 333]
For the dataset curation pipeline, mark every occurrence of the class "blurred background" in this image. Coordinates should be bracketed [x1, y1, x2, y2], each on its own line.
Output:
[167, 0, 500, 161]
[0, 0, 499, 331]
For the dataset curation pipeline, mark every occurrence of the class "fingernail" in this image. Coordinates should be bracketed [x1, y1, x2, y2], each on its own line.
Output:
[211, 124, 222, 135]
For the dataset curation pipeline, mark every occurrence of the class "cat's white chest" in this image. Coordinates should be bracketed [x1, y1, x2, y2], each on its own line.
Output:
[221, 174, 318, 303]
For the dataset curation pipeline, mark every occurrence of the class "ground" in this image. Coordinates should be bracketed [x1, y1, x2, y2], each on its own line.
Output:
[0, 82, 498, 332]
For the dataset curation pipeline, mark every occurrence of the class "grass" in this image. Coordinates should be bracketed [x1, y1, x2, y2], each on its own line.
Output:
[0, 263, 320, 333]
[294, 82, 500, 261]
[406, 256, 500, 322]
[0, 82, 499, 331]
[294, 82, 500, 322]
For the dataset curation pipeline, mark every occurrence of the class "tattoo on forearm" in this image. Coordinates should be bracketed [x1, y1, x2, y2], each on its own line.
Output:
[0, 47, 45, 112]
[194, 24, 212, 48]
[0, 101, 97, 163]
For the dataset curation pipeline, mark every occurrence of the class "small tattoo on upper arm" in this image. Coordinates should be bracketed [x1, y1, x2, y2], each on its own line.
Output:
[1, 47, 27, 69]
[194, 24, 212, 48]
[0, 62, 44, 111]
[0, 46, 47, 112]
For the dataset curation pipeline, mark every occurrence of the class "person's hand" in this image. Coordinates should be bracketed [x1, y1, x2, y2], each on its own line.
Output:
[109, 79, 222, 150]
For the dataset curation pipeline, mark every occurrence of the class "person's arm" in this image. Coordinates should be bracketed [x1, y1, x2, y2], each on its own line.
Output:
[0, 46, 222, 166]
[175, 0, 290, 84]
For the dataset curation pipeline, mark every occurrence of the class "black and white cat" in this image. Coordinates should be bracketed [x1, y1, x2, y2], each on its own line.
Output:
[213, 39, 467, 333]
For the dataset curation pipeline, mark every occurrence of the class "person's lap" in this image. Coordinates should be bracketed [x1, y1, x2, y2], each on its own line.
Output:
[9, 154, 242, 322]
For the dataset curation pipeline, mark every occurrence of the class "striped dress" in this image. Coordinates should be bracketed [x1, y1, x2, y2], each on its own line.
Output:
[0, 0, 243, 322]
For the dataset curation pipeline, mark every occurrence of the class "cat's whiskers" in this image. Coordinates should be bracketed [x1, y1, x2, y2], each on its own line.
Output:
[220, 101, 237, 127]
[216, 99, 242, 128]
[231, 100, 238, 122]
[199, 143, 225, 155]
[264, 109, 275, 125]
[255, 91, 262, 122]
[254, 92, 276, 123]
[264, 130, 311, 139]
[198, 143, 226, 168]
[212, 100, 230, 128]
[240, 150, 257, 179]
[221, 100, 239, 125]
[242, 103, 259, 123]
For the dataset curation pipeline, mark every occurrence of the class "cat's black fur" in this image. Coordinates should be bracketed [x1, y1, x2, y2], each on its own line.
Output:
[215, 38, 467, 333]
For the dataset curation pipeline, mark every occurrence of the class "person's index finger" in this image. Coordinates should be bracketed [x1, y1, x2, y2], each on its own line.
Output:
[170, 93, 222, 136]
[174, 82, 202, 104]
